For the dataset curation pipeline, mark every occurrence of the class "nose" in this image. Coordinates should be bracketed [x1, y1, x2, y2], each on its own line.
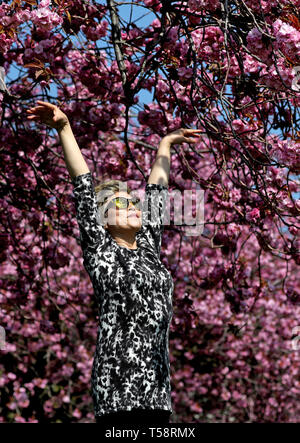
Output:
[128, 201, 135, 209]
[127, 201, 140, 217]
[128, 200, 139, 211]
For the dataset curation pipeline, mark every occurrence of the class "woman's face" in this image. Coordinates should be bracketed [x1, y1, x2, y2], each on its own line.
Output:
[103, 191, 142, 232]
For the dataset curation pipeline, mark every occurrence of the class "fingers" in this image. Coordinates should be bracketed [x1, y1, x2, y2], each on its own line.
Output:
[36, 100, 56, 108]
[26, 115, 41, 122]
[26, 113, 41, 118]
[181, 129, 203, 141]
[184, 133, 200, 143]
[26, 106, 44, 113]
[183, 129, 203, 134]
[26, 101, 56, 114]
[186, 129, 202, 132]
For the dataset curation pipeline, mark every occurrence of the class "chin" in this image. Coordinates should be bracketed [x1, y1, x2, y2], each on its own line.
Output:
[128, 216, 140, 222]
[128, 218, 142, 228]
[129, 221, 142, 229]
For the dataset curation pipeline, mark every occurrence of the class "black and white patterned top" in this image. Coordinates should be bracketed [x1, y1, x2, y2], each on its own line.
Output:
[71, 172, 174, 418]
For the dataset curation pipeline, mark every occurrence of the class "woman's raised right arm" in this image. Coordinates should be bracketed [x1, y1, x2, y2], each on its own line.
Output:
[26, 100, 89, 180]
[56, 122, 89, 180]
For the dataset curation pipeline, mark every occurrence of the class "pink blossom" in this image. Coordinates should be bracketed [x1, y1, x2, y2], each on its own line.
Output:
[221, 390, 231, 401]
[14, 416, 27, 423]
[246, 208, 261, 223]
[272, 19, 300, 64]
[144, 0, 162, 12]
[7, 372, 16, 380]
[177, 67, 194, 80]
[190, 403, 203, 413]
[227, 350, 237, 359]
[188, 0, 221, 11]
[31, 6, 63, 31]
[268, 397, 279, 407]
[72, 408, 82, 419]
[14, 388, 30, 408]
[34, 378, 48, 389]
[81, 21, 108, 41]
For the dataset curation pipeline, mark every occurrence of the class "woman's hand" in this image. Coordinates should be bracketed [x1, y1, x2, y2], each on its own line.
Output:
[162, 128, 203, 145]
[26, 100, 69, 131]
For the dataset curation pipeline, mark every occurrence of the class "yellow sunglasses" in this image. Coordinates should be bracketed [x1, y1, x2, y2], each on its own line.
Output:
[104, 196, 141, 215]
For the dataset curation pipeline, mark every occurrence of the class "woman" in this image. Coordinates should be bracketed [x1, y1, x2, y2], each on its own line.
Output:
[26, 101, 201, 425]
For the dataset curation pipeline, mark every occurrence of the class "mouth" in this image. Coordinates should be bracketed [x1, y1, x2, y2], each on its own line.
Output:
[128, 213, 139, 218]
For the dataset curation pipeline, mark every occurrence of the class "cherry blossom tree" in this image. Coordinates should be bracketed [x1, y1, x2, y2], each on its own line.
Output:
[0, 0, 299, 422]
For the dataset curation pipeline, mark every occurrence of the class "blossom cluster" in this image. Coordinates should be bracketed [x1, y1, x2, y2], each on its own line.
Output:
[0, 0, 299, 424]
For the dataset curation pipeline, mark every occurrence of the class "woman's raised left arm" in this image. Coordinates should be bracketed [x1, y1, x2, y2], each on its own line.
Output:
[147, 128, 203, 187]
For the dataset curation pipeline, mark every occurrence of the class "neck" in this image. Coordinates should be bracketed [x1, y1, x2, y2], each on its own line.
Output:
[112, 232, 137, 249]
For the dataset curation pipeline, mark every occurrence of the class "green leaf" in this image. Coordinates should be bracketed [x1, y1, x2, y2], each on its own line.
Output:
[51, 384, 61, 393]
